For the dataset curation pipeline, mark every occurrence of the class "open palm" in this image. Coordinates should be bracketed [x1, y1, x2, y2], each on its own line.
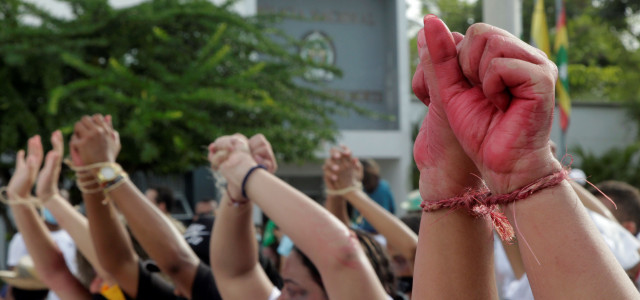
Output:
[7, 136, 43, 199]
[36, 130, 64, 201]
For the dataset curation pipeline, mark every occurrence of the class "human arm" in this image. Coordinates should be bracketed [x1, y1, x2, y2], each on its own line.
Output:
[71, 114, 200, 298]
[570, 180, 618, 222]
[446, 21, 638, 298]
[70, 115, 141, 297]
[209, 192, 273, 299]
[322, 148, 352, 226]
[325, 148, 418, 265]
[209, 133, 280, 299]
[410, 16, 498, 299]
[210, 135, 388, 299]
[6, 135, 90, 300]
[35, 130, 113, 282]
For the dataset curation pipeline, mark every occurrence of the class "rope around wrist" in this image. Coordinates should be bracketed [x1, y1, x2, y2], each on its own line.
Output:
[64, 159, 129, 205]
[325, 183, 363, 196]
[0, 187, 41, 207]
[421, 169, 569, 242]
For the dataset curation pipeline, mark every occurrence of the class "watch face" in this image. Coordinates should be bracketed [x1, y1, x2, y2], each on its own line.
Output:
[100, 166, 117, 181]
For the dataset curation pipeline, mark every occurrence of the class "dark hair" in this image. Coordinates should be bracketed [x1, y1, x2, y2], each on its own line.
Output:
[149, 186, 175, 212]
[353, 229, 398, 298]
[400, 212, 421, 235]
[360, 159, 380, 193]
[294, 230, 398, 299]
[293, 247, 326, 297]
[591, 180, 640, 233]
[75, 248, 96, 289]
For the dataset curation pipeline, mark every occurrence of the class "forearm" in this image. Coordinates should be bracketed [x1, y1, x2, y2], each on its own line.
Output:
[210, 192, 260, 276]
[246, 170, 358, 267]
[412, 171, 497, 299]
[107, 180, 199, 292]
[246, 170, 387, 299]
[44, 195, 110, 279]
[344, 190, 418, 262]
[83, 189, 139, 296]
[570, 180, 618, 222]
[11, 204, 68, 278]
[413, 210, 496, 298]
[11, 204, 90, 299]
[210, 192, 273, 299]
[323, 195, 350, 226]
[504, 181, 638, 298]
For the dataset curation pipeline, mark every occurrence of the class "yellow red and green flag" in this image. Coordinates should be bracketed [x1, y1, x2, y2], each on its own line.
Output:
[531, 0, 551, 57]
[555, 2, 571, 132]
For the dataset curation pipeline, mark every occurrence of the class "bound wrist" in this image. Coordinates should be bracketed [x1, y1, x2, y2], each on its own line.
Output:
[419, 168, 483, 202]
[483, 156, 562, 195]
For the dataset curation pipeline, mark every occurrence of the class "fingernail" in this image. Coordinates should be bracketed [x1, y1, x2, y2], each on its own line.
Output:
[424, 14, 437, 21]
[417, 28, 426, 48]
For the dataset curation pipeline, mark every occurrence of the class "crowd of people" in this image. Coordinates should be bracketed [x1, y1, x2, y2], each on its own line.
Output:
[1, 16, 639, 299]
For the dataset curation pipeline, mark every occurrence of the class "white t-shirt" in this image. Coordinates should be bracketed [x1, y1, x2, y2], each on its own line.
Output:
[495, 209, 640, 298]
[7, 230, 77, 300]
[268, 287, 281, 300]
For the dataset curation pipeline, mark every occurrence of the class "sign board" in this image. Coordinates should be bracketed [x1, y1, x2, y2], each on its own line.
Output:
[258, 0, 400, 130]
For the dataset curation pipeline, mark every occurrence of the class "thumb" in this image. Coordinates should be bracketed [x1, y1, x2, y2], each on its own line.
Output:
[421, 15, 469, 106]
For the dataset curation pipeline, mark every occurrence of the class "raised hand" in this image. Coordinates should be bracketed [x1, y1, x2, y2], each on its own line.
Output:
[433, 22, 560, 194]
[70, 114, 121, 166]
[7, 136, 44, 199]
[208, 134, 256, 200]
[36, 131, 64, 201]
[248, 134, 277, 174]
[412, 15, 482, 201]
[323, 146, 362, 191]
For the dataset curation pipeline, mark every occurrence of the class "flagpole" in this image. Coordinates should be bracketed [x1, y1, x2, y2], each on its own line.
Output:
[560, 125, 567, 157]
[556, 0, 566, 156]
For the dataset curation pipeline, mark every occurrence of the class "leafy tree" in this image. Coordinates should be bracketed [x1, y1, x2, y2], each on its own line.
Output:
[0, 0, 361, 174]
[521, 0, 640, 103]
[409, 0, 482, 84]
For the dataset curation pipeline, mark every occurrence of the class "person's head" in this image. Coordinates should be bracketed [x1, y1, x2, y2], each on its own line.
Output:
[591, 180, 640, 235]
[278, 249, 327, 300]
[279, 230, 396, 300]
[193, 198, 217, 221]
[360, 159, 381, 193]
[145, 186, 174, 214]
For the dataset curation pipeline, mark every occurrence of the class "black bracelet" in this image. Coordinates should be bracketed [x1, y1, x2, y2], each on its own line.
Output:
[242, 164, 267, 199]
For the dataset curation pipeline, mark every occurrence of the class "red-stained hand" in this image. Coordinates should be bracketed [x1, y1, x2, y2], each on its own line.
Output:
[434, 22, 561, 194]
[7, 136, 44, 199]
[412, 15, 482, 201]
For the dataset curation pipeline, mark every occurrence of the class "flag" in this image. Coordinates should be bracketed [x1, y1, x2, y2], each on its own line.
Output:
[555, 2, 571, 132]
[531, 0, 551, 57]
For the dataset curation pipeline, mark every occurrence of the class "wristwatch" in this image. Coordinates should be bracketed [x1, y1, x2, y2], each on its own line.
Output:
[96, 164, 121, 186]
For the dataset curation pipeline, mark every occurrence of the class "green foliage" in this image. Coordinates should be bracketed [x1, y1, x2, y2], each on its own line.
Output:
[521, 0, 640, 103]
[573, 143, 640, 187]
[0, 0, 361, 173]
[409, 0, 482, 82]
